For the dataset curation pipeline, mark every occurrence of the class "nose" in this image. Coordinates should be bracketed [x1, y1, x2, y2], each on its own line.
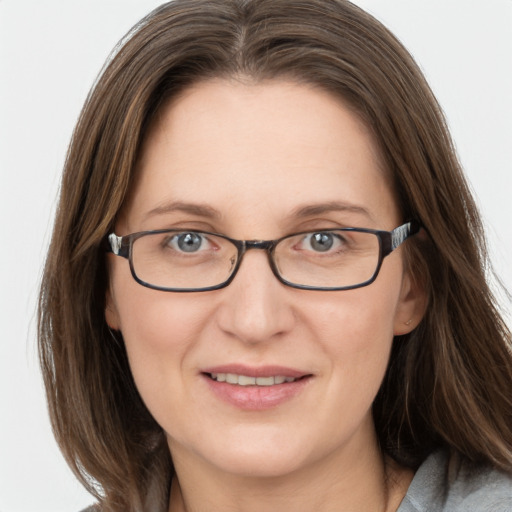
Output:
[215, 249, 296, 345]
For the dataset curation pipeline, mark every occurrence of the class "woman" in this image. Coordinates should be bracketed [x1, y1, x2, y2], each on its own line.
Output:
[38, 0, 512, 510]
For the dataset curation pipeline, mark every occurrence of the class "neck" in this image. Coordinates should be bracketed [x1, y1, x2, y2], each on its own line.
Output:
[167, 426, 413, 512]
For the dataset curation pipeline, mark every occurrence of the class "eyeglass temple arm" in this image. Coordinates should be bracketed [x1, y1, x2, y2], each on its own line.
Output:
[382, 220, 421, 256]
[105, 233, 130, 258]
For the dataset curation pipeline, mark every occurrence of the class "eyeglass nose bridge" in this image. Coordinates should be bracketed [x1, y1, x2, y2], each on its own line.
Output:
[229, 239, 282, 285]
[243, 239, 276, 251]
[236, 239, 278, 262]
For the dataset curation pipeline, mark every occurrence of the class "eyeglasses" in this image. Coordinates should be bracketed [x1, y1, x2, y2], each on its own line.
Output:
[106, 221, 420, 292]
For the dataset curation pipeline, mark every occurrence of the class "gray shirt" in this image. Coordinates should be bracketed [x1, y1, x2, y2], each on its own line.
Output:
[398, 450, 512, 511]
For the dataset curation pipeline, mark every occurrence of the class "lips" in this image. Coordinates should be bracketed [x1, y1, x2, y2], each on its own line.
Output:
[201, 364, 312, 410]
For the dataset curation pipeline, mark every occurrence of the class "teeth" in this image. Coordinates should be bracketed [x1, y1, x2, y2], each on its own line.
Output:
[226, 373, 238, 384]
[210, 373, 297, 386]
[256, 376, 274, 386]
[238, 375, 256, 386]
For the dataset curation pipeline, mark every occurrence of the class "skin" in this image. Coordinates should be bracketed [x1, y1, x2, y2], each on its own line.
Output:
[106, 79, 426, 512]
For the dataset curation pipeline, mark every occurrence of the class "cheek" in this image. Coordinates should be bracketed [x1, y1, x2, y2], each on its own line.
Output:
[110, 266, 214, 413]
[306, 279, 401, 398]
[304, 296, 397, 451]
[309, 283, 398, 354]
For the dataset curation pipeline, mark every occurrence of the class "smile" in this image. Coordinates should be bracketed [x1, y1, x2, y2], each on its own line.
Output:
[202, 365, 312, 410]
[209, 373, 297, 386]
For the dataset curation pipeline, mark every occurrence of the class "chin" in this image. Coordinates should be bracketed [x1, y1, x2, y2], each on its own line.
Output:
[170, 425, 316, 479]
[210, 448, 309, 479]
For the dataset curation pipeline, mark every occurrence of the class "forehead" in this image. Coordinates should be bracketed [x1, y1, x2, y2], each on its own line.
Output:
[122, 79, 399, 235]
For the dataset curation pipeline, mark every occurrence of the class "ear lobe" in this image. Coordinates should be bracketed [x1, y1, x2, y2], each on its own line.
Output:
[105, 288, 121, 331]
[393, 272, 427, 335]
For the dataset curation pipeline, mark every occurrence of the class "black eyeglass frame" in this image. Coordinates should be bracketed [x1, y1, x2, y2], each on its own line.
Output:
[106, 220, 421, 292]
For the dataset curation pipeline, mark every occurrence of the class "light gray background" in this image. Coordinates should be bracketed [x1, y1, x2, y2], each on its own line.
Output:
[1, 1, 511, 511]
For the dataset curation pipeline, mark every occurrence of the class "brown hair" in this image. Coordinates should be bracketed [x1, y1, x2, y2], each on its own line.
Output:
[38, 0, 512, 510]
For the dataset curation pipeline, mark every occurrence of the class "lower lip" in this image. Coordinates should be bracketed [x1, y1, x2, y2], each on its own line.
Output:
[202, 375, 311, 410]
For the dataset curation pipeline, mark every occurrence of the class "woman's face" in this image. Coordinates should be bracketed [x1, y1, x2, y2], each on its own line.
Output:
[106, 79, 423, 479]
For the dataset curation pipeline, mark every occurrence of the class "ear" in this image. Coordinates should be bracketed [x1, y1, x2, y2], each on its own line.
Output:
[105, 286, 121, 331]
[393, 271, 427, 335]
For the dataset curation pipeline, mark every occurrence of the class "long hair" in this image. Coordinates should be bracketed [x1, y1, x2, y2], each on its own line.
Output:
[38, 1, 512, 510]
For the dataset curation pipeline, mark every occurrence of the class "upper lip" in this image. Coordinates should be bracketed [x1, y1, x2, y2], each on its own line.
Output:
[201, 364, 309, 379]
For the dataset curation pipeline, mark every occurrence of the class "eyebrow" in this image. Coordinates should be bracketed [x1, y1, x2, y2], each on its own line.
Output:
[143, 201, 221, 221]
[143, 200, 374, 224]
[290, 201, 374, 221]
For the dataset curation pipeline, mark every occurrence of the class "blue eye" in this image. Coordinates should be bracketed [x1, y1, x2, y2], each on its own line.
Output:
[301, 232, 346, 253]
[171, 232, 206, 253]
[309, 232, 335, 252]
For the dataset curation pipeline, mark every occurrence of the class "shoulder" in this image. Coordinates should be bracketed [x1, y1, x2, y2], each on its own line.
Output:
[398, 450, 512, 512]
[445, 454, 512, 511]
